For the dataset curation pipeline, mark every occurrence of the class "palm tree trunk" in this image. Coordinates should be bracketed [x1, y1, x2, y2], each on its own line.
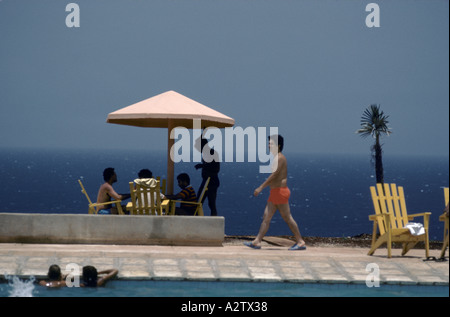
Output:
[374, 135, 384, 184]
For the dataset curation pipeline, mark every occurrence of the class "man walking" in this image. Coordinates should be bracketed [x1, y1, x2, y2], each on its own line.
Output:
[244, 135, 306, 250]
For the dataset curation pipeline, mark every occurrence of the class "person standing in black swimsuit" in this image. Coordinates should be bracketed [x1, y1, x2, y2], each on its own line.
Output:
[195, 137, 220, 216]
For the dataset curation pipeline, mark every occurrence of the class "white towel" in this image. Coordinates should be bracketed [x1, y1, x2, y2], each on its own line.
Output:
[404, 222, 425, 236]
[133, 178, 165, 203]
[134, 178, 158, 188]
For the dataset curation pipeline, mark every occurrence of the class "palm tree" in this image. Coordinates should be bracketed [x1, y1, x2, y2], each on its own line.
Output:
[356, 104, 392, 184]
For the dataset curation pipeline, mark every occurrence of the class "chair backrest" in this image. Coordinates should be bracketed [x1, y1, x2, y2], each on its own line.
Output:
[197, 177, 210, 203]
[129, 180, 162, 215]
[370, 183, 409, 234]
[156, 176, 167, 195]
[444, 187, 449, 206]
[78, 179, 93, 205]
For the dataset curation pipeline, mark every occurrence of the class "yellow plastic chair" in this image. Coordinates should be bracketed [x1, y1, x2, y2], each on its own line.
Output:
[439, 187, 449, 259]
[169, 177, 210, 216]
[368, 183, 431, 258]
[78, 179, 124, 215]
[126, 180, 170, 215]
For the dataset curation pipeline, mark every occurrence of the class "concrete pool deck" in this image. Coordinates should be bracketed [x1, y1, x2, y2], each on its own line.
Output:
[0, 240, 448, 287]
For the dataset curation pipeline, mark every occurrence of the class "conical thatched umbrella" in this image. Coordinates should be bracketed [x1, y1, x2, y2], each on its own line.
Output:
[106, 90, 235, 194]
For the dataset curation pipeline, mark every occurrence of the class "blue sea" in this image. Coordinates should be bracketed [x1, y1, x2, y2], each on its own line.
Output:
[0, 147, 448, 240]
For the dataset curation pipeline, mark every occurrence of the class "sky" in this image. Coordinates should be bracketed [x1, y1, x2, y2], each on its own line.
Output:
[0, 0, 448, 158]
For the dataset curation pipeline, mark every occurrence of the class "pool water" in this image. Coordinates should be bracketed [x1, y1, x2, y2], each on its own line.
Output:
[1, 279, 448, 297]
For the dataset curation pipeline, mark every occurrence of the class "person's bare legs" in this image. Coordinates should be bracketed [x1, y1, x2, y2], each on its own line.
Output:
[278, 203, 306, 247]
[251, 202, 277, 247]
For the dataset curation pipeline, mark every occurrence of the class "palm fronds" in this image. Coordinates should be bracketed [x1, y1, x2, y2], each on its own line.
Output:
[356, 104, 392, 139]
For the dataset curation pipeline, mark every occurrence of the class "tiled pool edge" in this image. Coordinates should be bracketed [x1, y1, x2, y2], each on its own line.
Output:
[0, 243, 448, 288]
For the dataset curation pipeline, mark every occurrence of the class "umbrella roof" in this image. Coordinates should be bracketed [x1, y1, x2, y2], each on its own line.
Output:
[106, 90, 235, 129]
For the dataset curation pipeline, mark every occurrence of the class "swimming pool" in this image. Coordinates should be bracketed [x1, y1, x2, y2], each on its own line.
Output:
[1, 278, 448, 297]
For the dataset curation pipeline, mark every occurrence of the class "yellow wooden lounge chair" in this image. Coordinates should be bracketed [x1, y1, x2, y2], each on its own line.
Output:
[439, 187, 449, 259]
[78, 179, 124, 215]
[169, 177, 210, 216]
[126, 179, 170, 215]
[368, 183, 431, 258]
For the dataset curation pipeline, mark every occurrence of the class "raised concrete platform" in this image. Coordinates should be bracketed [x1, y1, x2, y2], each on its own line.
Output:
[0, 213, 224, 246]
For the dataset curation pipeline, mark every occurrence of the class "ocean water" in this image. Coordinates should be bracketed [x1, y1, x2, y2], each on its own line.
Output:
[0, 147, 448, 240]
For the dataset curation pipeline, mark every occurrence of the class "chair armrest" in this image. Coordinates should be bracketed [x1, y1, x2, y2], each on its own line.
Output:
[169, 200, 200, 206]
[91, 200, 122, 207]
[176, 201, 201, 205]
[407, 212, 431, 229]
[407, 212, 431, 221]
[369, 214, 390, 221]
[126, 202, 133, 211]
[408, 212, 431, 217]
[439, 213, 449, 221]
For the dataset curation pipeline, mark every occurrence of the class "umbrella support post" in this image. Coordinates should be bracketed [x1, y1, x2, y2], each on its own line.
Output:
[167, 119, 175, 195]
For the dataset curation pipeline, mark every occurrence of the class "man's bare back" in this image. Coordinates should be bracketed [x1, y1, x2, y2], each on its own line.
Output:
[96, 168, 130, 214]
[97, 182, 121, 205]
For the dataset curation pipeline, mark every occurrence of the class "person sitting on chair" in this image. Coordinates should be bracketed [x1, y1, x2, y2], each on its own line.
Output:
[134, 168, 166, 207]
[96, 167, 131, 214]
[165, 173, 197, 216]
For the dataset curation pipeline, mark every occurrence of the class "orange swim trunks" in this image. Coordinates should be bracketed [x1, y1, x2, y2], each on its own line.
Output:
[267, 187, 291, 205]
